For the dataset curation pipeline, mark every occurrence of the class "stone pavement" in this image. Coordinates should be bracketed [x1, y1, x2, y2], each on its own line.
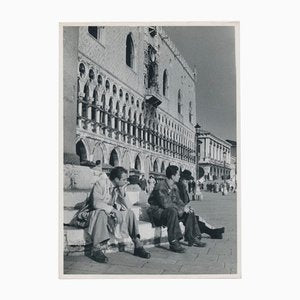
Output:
[63, 191, 237, 275]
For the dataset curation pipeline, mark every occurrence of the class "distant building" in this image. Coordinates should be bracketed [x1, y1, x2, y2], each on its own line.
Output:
[63, 26, 198, 179]
[198, 130, 232, 181]
[226, 139, 237, 185]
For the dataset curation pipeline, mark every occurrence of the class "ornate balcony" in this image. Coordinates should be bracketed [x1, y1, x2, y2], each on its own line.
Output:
[145, 86, 162, 108]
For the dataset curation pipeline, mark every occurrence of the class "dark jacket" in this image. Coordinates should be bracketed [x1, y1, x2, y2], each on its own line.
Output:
[148, 179, 185, 218]
[148, 179, 175, 209]
[176, 181, 191, 205]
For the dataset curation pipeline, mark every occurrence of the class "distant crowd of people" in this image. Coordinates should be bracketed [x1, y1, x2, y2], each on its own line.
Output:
[206, 181, 235, 193]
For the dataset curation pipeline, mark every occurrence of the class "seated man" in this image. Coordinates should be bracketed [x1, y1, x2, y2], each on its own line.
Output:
[176, 170, 225, 239]
[171, 180, 207, 248]
[147, 165, 205, 253]
[72, 167, 150, 263]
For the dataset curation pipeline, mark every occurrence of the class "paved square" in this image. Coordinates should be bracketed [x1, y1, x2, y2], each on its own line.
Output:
[64, 191, 237, 275]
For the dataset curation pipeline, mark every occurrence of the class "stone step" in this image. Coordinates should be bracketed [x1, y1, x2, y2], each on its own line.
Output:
[64, 220, 185, 255]
[64, 221, 185, 255]
[64, 221, 162, 246]
[64, 190, 90, 208]
[63, 205, 149, 224]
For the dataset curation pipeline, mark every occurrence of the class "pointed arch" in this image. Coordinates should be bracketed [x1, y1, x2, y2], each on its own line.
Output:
[109, 148, 119, 166]
[161, 161, 166, 174]
[153, 159, 159, 173]
[126, 33, 135, 68]
[134, 154, 141, 171]
[178, 89, 182, 114]
[163, 69, 168, 96]
[76, 139, 88, 162]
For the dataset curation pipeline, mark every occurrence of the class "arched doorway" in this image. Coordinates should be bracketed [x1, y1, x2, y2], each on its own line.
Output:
[76, 140, 87, 162]
[161, 161, 165, 174]
[153, 159, 159, 173]
[134, 155, 141, 171]
[109, 149, 119, 166]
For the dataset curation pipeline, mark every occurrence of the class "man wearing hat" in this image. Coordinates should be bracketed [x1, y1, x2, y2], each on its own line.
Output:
[176, 169, 225, 239]
[173, 170, 206, 247]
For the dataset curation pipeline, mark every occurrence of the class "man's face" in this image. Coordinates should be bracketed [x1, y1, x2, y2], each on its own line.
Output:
[172, 170, 180, 183]
[182, 179, 188, 188]
[114, 172, 128, 187]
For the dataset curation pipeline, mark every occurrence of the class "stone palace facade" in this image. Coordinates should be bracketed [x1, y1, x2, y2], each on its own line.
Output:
[63, 26, 198, 179]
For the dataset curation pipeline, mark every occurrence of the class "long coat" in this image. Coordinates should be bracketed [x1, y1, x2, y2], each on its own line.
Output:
[70, 175, 133, 243]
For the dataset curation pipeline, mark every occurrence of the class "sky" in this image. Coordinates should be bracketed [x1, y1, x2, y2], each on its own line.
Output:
[164, 26, 236, 141]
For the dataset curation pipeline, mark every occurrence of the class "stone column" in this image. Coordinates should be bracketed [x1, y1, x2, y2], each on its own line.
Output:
[96, 108, 100, 134]
[214, 144, 216, 160]
[110, 111, 115, 139]
[87, 101, 92, 131]
[63, 26, 80, 164]
[77, 101, 82, 129]
[103, 108, 108, 137]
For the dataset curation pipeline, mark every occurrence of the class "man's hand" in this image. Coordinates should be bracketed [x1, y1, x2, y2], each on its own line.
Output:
[184, 205, 194, 214]
[184, 205, 190, 213]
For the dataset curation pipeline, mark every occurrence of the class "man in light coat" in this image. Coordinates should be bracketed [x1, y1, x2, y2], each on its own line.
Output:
[87, 167, 150, 263]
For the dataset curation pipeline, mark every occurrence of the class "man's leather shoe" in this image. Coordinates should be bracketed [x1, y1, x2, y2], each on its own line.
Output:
[188, 237, 206, 247]
[210, 232, 223, 239]
[209, 227, 224, 239]
[92, 249, 108, 263]
[169, 241, 186, 253]
[198, 221, 225, 238]
[134, 247, 151, 259]
[215, 227, 225, 234]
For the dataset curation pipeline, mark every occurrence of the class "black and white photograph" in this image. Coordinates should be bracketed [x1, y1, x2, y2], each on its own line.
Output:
[3, 0, 300, 297]
[60, 23, 239, 277]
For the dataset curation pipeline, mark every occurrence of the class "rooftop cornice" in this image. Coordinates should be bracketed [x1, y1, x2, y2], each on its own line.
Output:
[158, 27, 196, 82]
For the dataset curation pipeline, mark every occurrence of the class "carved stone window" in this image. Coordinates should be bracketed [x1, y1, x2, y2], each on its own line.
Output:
[88, 26, 98, 39]
[79, 63, 85, 77]
[189, 101, 192, 123]
[97, 75, 102, 85]
[113, 85, 117, 95]
[148, 26, 157, 37]
[89, 69, 95, 80]
[126, 34, 135, 68]
[178, 90, 182, 114]
[105, 80, 110, 91]
[88, 26, 105, 44]
[163, 69, 168, 96]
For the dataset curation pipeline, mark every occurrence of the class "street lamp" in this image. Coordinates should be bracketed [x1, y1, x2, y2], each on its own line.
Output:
[222, 151, 228, 195]
[195, 123, 201, 180]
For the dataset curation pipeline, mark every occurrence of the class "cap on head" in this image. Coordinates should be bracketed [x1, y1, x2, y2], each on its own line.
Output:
[180, 170, 194, 181]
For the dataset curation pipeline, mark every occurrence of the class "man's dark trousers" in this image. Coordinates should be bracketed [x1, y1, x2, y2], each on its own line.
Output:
[150, 207, 183, 243]
[179, 211, 201, 241]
